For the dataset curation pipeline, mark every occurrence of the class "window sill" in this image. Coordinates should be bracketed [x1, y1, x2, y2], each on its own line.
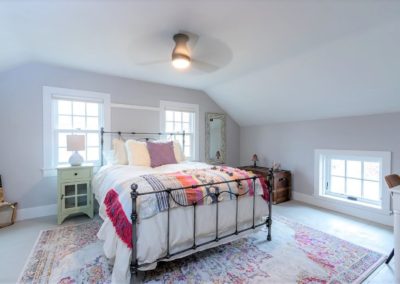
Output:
[315, 193, 390, 215]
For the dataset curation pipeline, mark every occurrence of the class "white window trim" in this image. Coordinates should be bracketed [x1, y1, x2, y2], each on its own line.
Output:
[314, 149, 392, 215]
[43, 86, 110, 176]
[159, 100, 199, 161]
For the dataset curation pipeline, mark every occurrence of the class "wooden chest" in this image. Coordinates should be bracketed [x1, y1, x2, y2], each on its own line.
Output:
[238, 166, 291, 204]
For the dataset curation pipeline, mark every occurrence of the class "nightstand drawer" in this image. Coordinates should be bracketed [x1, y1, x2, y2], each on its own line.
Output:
[60, 168, 91, 181]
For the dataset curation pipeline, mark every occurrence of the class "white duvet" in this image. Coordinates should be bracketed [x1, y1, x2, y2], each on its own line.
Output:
[92, 162, 269, 283]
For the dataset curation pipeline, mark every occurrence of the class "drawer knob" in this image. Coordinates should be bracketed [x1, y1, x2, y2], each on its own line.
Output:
[74, 173, 78, 176]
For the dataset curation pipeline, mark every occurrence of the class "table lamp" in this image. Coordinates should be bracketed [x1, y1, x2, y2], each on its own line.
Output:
[67, 135, 85, 166]
[252, 154, 259, 167]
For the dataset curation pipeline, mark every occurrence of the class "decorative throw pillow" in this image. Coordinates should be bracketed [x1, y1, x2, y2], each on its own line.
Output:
[125, 140, 151, 167]
[112, 138, 128, 165]
[147, 141, 177, 167]
[173, 141, 186, 162]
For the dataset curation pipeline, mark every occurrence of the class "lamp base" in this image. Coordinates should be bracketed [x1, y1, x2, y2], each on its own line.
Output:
[69, 151, 84, 166]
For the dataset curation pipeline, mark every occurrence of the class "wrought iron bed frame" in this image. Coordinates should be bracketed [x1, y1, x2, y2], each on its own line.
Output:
[100, 128, 273, 282]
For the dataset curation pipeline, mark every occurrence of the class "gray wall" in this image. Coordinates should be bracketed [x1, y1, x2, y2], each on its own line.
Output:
[240, 112, 400, 196]
[0, 62, 240, 209]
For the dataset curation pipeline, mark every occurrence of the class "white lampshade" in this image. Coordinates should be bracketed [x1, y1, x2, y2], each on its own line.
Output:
[67, 135, 85, 151]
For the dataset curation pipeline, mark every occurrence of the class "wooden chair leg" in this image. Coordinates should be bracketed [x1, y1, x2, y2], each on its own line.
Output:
[386, 249, 394, 264]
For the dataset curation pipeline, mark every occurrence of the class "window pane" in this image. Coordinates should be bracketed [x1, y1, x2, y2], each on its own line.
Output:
[174, 112, 182, 122]
[182, 112, 190, 123]
[166, 111, 174, 121]
[77, 184, 87, 195]
[347, 178, 362, 197]
[364, 162, 380, 181]
[166, 122, 174, 132]
[346, 160, 361, 179]
[86, 103, 99, 116]
[174, 122, 182, 132]
[86, 117, 99, 130]
[87, 133, 99, 147]
[330, 176, 345, 194]
[73, 116, 85, 130]
[78, 196, 87, 207]
[58, 100, 72, 115]
[87, 147, 99, 161]
[363, 180, 380, 201]
[58, 132, 71, 148]
[331, 159, 345, 176]
[58, 147, 70, 163]
[58, 115, 72, 129]
[73, 101, 86, 115]
[182, 122, 191, 132]
[78, 150, 86, 161]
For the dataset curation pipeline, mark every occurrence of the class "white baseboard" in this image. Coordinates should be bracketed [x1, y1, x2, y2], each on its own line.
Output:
[291, 191, 393, 227]
[16, 204, 57, 221]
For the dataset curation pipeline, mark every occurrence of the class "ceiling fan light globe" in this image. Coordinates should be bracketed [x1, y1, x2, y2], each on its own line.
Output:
[172, 54, 191, 69]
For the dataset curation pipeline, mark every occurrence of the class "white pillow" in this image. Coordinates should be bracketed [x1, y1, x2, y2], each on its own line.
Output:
[112, 138, 128, 165]
[173, 141, 186, 162]
[125, 139, 151, 167]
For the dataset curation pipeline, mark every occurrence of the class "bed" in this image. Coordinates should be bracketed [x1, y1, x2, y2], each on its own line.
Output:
[93, 129, 273, 283]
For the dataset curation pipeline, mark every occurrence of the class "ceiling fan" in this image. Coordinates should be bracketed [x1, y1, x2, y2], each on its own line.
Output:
[137, 32, 221, 73]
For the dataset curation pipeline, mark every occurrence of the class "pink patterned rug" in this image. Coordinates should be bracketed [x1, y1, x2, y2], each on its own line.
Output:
[18, 216, 385, 283]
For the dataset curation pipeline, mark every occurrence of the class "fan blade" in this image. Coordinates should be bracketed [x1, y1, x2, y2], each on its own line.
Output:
[136, 59, 169, 66]
[192, 59, 219, 73]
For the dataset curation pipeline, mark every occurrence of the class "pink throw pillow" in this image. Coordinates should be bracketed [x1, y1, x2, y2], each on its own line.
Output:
[146, 141, 177, 167]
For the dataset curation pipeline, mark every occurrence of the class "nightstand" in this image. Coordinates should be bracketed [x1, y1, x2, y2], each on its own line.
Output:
[238, 166, 292, 204]
[57, 164, 94, 224]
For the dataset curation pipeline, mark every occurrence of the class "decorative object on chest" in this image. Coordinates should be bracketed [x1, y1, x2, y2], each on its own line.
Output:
[238, 166, 292, 204]
[0, 175, 18, 228]
[57, 164, 94, 224]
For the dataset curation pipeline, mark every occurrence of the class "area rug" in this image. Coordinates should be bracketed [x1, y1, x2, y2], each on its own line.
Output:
[18, 215, 386, 283]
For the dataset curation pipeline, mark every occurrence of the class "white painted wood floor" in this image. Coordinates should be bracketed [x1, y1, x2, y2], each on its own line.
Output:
[0, 201, 394, 283]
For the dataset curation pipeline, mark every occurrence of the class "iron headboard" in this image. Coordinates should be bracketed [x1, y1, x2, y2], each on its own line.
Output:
[100, 127, 186, 166]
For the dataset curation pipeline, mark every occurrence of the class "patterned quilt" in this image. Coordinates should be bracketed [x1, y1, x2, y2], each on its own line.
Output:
[104, 166, 269, 248]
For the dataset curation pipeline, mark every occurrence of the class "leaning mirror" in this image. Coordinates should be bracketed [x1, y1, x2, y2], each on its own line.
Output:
[205, 113, 226, 164]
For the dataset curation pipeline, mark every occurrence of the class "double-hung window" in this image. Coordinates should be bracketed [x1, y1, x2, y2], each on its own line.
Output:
[43, 87, 110, 175]
[315, 149, 391, 212]
[160, 101, 199, 161]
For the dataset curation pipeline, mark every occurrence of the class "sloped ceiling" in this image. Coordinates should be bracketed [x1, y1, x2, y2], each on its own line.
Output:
[1, 0, 400, 126]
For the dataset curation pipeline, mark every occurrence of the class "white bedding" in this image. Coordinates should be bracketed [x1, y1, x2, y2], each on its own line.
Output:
[92, 162, 269, 283]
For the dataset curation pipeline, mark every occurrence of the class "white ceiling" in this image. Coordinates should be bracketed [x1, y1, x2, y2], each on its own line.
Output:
[1, 0, 400, 126]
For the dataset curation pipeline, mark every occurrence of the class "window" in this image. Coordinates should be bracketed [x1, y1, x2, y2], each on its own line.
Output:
[160, 101, 199, 160]
[315, 149, 391, 212]
[43, 87, 110, 176]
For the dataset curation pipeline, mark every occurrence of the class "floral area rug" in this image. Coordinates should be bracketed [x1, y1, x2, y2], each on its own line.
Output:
[18, 215, 386, 283]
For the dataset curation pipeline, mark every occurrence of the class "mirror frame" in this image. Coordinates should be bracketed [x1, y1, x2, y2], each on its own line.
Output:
[205, 112, 226, 164]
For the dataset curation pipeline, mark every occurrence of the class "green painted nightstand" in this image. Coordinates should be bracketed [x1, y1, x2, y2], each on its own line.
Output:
[57, 164, 94, 224]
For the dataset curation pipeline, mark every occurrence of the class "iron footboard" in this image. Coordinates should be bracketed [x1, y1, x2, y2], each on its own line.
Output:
[129, 171, 273, 282]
